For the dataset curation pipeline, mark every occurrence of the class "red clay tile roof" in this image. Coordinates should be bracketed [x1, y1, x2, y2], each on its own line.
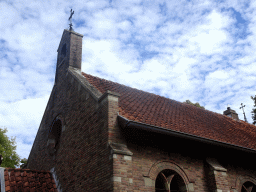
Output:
[82, 72, 256, 151]
[4, 168, 57, 192]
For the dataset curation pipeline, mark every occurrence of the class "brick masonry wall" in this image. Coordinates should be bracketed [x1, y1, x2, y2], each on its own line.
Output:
[27, 30, 113, 191]
[118, 127, 256, 192]
[27, 69, 113, 191]
[112, 154, 133, 192]
[26, 29, 256, 192]
[127, 144, 206, 192]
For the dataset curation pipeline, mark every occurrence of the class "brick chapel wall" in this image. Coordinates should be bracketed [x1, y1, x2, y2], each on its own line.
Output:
[117, 126, 256, 192]
[27, 30, 113, 191]
[27, 69, 113, 191]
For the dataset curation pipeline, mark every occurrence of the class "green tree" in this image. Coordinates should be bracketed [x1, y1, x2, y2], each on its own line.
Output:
[183, 100, 205, 109]
[0, 127, 20, 168]
[251, 95, 256, 125]
[19, 158, 28, 168]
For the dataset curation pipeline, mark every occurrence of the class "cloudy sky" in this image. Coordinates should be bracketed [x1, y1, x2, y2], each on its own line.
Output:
[1, 0, 256, 166]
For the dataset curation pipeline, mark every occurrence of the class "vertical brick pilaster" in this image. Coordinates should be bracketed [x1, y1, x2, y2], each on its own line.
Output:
[99, 90, 134, 191]
[112, 153, 133, 191]
[206, 158, 230, 192]
[98, 90, 124, 144]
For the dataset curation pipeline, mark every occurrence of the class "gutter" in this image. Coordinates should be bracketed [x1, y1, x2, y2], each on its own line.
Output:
[118, 115, 256, 154]
[0, 167, 5, 192]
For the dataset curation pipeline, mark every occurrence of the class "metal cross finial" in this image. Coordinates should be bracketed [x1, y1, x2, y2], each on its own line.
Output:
[68, 9, 74, 31]
[240, 103, 248, 122]
[69, 9, 74, 21]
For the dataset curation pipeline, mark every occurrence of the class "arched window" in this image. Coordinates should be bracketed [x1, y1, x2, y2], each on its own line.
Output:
[155, 169, 187, 192]
[47, 119, 62, 156]
[241, 181, 256, 192]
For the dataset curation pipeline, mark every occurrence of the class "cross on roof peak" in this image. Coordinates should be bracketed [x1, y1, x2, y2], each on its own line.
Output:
[68, 9, 74, 31]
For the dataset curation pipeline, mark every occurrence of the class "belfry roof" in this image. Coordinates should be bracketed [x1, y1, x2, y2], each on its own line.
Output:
[82, 72, 256, 151]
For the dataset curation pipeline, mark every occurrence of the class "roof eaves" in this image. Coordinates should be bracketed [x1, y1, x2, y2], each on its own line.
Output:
[118, 115, 256, 154]
[0, 167, 5, 192]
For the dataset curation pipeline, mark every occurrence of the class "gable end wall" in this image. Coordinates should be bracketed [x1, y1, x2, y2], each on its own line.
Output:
[27, 66, 113, 191]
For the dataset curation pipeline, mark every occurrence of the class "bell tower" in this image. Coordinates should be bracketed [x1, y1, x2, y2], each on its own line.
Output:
[54, 9, 83, 83]
[55, 29, 83, 83]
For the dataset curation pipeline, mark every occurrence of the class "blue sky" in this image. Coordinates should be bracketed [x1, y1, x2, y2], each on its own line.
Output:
[1, 0, 256, 166]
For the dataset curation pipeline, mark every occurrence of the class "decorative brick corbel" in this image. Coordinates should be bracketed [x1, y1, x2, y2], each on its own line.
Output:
[108, 142, 133, 157]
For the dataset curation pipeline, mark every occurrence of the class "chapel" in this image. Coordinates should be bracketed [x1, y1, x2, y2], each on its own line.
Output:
[1, 27, 256, 192]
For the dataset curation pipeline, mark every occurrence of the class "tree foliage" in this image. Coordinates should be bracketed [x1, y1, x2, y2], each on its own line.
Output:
[183, 100, 205, 109]
[20, 158, 28, 168]
[0, 127, 20, 168]
[251, 95, 256, 125]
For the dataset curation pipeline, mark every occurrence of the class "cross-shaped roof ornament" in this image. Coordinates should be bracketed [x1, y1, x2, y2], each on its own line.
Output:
[240, 103, 248, 122]
[68, 9, 74, 31]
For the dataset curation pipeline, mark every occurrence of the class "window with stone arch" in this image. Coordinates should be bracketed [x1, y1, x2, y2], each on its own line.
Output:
[155, 169, 187, 192]
[241, 181, 256, 192]
[47, 118, 62, 155]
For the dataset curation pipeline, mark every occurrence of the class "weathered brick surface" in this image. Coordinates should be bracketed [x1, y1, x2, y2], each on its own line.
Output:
[27, 30, 113, 191]
[121, 127, 256, 192]
[26, 29, 256, 192]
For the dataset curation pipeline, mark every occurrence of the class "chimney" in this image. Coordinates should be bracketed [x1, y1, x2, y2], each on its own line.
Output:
[223, 107, 239, 120]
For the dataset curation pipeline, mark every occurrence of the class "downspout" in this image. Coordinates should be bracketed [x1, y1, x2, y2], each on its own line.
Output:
[0, 167, 5, 192]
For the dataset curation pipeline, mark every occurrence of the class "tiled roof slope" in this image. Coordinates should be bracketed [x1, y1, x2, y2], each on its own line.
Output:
[82, 72, 256, 151]
[3, 168, 57, 192]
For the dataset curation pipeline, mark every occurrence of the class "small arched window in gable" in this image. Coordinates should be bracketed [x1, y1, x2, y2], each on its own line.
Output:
[47, 119, 62, 156]
[241, 181, 256, 192]
[61, 44, 66, 57]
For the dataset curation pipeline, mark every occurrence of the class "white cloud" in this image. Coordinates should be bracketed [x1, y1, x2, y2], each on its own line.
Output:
[0, 2, 21, 29]
[0, 95, 49, 160]
[1, 0, 256, 162]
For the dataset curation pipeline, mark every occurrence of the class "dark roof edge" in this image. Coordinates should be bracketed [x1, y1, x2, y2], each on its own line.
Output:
[0, 167, 5, 192]
[118, 115, 256, 154]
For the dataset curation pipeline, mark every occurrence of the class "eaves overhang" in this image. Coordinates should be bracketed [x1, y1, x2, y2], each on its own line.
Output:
[118, 115, 256, 154]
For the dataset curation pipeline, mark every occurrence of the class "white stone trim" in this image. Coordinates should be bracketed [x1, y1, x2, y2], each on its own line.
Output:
[47, 138, 55, 146]
[124, 155, 132, 161]
[187, 183, 194, 191]
[112, 176, 121, 182]
[206, 158, 227, 172]
[62, 125, 66, 132]
[50, 167, 62, 192]
[144, 177, 155, 187]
